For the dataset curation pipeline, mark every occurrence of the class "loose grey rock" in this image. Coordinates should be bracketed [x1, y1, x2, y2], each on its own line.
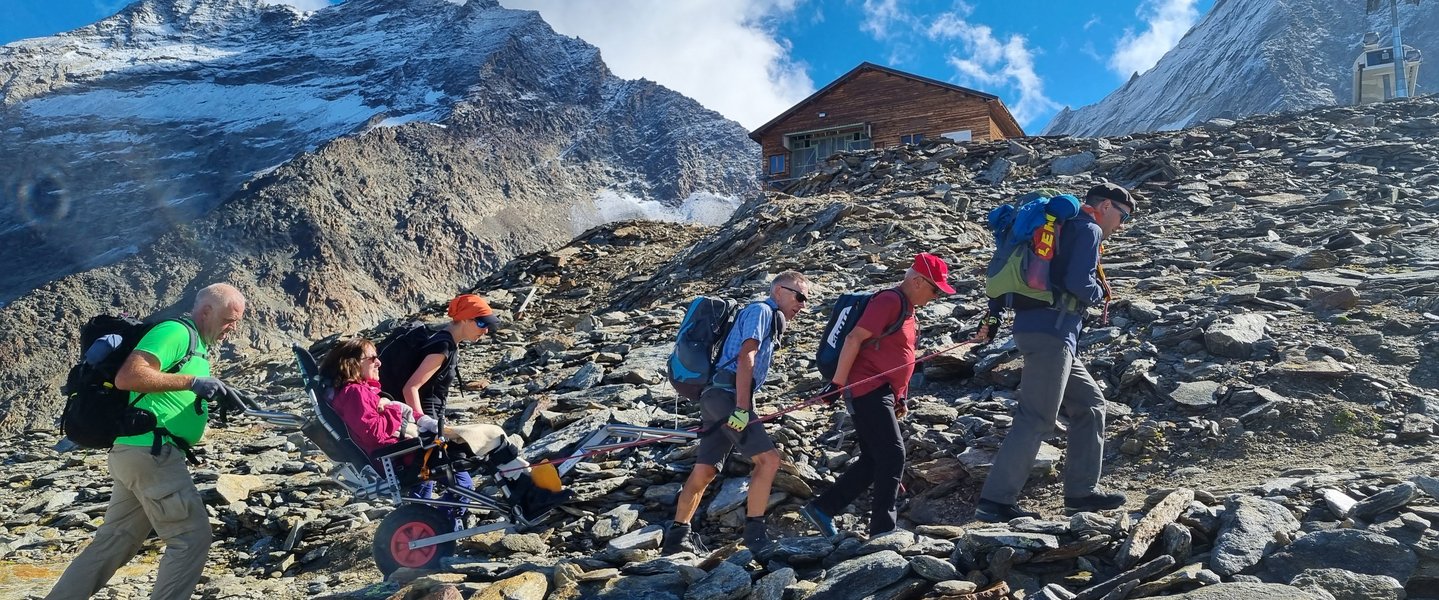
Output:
[1350, 482, 1417, 520]
[683, 560, 750, 600]
[1205, 314, 1267, 358]
[806, 550, 909, 600]
[1210, 496, 1300, 576]
[908, 554, 959, 581]
[1288, 568, 1404, 600]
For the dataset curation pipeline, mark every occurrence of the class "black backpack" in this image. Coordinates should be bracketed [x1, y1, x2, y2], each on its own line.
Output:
[376, 323, 443, 401]
[815, 289, 910, 380]
[60, 316, 199, 449]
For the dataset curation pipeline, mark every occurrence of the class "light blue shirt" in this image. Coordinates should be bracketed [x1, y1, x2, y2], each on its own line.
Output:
[712, 299, 779, 393]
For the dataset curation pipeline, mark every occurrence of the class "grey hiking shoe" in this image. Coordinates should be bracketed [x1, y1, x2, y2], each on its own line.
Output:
[1064, 489, 1126, 512]
[974, 499, 1040, 523]
[742, 518, 771, 551]
[661, 522, 708, 555]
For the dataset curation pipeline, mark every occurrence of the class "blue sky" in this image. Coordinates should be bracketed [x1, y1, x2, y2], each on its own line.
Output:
[3, 0, 1215, 132]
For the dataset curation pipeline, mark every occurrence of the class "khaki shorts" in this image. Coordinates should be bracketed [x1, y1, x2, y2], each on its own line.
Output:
[696, 387, 776, 469]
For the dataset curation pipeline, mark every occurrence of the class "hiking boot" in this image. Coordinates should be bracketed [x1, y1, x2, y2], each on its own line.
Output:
[974, 500, 1040, 523]
[742, 518, 771, 551]
[1064, 489, 1126, 512]
[661, 522, 709, 555]
[506, 473, 575, 521]
[801, 503, 838, 537]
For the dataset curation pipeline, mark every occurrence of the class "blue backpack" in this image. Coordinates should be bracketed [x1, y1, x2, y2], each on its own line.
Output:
[985, 190, 1082, 309]
[814, 289, 910, 380]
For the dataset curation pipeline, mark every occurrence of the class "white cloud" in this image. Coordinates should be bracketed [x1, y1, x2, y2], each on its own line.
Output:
[925, 10, 1060, 129]
[500, 0, 814, 130]
[860, 0, 910, 40]
[1108, 0, 1200, 78]
[259, 0, 334, 10]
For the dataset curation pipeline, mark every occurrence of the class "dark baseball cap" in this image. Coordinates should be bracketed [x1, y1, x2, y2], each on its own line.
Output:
[1087, 183, 1136, 211]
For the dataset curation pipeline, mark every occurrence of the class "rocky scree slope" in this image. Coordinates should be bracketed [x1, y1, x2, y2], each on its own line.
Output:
[0, 0, 758, 436]
[6, 97, 1439, 598]
[1043, 0, 1438, 137]
[0, 0, 757, 301]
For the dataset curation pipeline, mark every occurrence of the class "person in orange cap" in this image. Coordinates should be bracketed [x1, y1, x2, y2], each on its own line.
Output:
[382, 294, 568, 522]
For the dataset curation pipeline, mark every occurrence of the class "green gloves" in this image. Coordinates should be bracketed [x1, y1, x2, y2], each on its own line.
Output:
[726, 407, 752, 432]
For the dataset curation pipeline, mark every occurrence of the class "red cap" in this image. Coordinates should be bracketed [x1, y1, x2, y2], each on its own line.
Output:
[913, 253, 956, 294]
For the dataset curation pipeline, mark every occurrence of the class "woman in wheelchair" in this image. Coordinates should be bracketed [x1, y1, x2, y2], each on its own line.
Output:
[321, 339, 571, 523]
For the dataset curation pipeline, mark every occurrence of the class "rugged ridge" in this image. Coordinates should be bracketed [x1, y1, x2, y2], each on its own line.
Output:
[0, 0, 757, 302]
[0, 0, 759, 436]
[1043, 0, 1437, 137]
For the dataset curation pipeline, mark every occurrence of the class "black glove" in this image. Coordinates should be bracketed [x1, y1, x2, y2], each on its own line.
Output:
[817, 382, 843, 405]
[192, 376, 245, 417]
[975, 312, 1001, 345]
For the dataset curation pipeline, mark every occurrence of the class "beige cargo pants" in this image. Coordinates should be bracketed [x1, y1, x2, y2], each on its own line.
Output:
[47, 444, 212, 600]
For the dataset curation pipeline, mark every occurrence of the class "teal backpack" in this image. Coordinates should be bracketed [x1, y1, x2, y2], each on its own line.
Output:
[985, 190, 1083, 309]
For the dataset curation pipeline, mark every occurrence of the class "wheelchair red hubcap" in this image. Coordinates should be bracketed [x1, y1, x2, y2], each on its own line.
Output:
[390, 521, 438, 567]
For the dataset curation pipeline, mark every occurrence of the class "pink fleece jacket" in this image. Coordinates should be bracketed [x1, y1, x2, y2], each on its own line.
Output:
[331, 379, 405, 458]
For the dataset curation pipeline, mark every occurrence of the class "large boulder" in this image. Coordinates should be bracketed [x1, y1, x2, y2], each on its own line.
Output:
[1263, 529, 1417, 584]
[1171, 582, 1328, 599]
[1288, 568, 1404, 600]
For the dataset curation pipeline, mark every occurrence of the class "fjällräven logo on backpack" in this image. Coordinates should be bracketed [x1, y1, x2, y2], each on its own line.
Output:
[985, 190, 1081, 309]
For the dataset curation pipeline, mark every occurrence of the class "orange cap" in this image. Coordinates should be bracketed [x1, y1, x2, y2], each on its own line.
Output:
[448, 294, 500, 329]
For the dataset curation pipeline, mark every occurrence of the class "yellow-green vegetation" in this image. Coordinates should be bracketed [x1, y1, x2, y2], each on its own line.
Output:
[1329, 406, 1380, 436]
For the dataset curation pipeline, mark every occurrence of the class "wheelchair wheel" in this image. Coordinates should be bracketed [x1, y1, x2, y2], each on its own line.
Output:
[373, 505, 455, 577]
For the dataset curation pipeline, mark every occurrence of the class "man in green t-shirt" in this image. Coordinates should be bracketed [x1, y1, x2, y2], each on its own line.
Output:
[48, 283, 246, 600]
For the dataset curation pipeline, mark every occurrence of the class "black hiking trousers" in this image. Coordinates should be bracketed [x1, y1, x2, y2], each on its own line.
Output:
[811, 385, 905, 535]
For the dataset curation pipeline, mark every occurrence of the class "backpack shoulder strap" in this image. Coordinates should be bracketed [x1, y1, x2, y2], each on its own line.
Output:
[879, 288, 911, 337]
[164, 318, 201, 374]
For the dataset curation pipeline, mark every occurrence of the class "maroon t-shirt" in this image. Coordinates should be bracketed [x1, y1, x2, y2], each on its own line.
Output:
[845, 288, 917, 399]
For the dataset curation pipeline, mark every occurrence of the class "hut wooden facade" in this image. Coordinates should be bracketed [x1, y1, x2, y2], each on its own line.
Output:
[750, 62, 1025, 183]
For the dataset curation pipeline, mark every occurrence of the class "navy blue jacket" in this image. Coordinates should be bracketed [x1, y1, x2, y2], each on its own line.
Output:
[1012, 211, 1104, 352]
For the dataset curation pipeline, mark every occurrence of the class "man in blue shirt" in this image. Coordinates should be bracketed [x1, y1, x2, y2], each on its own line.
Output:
[662, 271, 811, 554]
[976, 183, 1137, 522]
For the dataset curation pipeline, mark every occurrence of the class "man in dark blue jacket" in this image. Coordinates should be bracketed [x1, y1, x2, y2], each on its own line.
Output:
[975, 183, 1137, 522]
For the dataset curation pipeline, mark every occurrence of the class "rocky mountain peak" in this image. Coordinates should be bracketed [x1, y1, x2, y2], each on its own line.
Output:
[1044, 0, 1437, 137]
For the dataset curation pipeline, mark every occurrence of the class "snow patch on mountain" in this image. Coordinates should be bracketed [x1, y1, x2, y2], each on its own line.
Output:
[571, 190, 741, 235]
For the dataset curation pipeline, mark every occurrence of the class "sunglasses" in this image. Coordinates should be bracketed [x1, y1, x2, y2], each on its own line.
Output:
[781, 285, 808, 303]
[921, 277, 941, 295]
[473, 318, 490, 330]
[361, 354, 380, 363]
[1113, 202, 1133, 224]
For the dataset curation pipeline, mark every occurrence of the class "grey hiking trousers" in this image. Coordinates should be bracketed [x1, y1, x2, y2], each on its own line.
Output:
[979, 331, 1106, 505]
[47, 444, 212, 600]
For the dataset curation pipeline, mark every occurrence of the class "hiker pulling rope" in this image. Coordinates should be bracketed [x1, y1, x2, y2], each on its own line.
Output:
[496, 338, 981, 475]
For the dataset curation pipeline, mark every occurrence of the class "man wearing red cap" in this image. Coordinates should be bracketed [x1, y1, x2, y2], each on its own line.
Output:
[800, 253, 952, 537]
[975, 183, 1136, 522]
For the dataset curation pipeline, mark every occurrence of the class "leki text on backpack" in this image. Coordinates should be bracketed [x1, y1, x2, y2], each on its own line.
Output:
[984, 190, 1082, 310]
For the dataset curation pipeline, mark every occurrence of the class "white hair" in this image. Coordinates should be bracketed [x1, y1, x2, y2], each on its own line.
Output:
[193, 283, 245, 313]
